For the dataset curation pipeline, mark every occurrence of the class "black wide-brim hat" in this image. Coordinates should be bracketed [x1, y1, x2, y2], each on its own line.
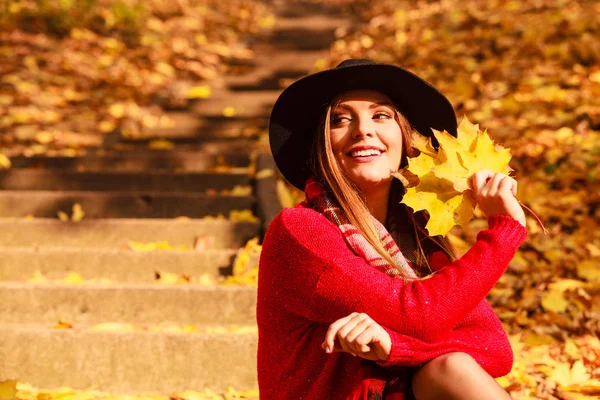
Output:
[269, 58, 458, 190]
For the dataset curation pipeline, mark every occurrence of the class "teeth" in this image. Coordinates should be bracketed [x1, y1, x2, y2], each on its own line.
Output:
[350, 149, 381, 157]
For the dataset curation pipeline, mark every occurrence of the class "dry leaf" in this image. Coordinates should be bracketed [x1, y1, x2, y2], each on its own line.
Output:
[399, 118, 512, 236]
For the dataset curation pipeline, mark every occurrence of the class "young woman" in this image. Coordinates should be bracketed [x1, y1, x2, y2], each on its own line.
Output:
[258, 59, 527, 400]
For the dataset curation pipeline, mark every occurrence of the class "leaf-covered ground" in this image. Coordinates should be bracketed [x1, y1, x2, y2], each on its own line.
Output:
[0, 0, 274, 157]
[0, 379, 259, 400]
[313, 0, 600, 398]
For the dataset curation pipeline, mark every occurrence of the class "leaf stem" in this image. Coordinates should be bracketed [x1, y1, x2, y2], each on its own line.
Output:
[518, 200, 548, 234]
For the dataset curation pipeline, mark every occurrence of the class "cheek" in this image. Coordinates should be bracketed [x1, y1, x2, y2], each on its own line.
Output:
[385, 133, 404, 166]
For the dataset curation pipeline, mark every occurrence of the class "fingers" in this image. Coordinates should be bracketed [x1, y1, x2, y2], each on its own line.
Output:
[343, 316, 374, 354]
[471, 170, 525, 226]
[322, 313, 358, 354]
[473, 171, 517, 199]
[497, 175, 514, 197]
[472, 169, 494, 196]
[322, 313, 373, 356]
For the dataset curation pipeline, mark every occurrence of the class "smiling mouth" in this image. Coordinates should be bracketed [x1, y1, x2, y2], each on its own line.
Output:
[348, 149, 383, 158]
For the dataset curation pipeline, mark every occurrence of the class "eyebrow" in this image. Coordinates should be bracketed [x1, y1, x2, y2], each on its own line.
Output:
[334, 101, 395, 111]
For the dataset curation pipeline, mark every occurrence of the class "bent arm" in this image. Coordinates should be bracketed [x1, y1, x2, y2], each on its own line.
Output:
[260, 208, 527, 342]
[376, 299, 514, 378]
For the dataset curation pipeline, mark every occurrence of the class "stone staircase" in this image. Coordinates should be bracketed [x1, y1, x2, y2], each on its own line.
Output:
[0, 0, 353, 396]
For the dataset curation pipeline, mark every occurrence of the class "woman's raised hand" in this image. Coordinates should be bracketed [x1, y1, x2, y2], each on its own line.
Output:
[472, 170, 526, 227]
[322, 312, 391, 362]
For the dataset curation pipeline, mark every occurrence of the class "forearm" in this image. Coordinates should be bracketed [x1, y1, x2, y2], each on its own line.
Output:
[376, 300, 514, 377]
[378, 326, 513, 377]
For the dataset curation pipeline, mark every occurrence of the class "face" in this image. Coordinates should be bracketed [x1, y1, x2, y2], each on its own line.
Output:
[329, 90, 403, 193]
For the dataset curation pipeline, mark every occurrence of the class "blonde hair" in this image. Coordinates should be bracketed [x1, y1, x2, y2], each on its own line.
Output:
[311, 101, 456, 280]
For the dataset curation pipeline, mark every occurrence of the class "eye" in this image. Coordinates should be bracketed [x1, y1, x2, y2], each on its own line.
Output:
[331, 114, 350, 125]
[374, 112, 392, 120]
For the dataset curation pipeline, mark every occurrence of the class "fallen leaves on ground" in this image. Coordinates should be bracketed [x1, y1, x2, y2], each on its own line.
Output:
[201, 210, 259, 223]
[57, 203, 85, 222]
[28, 271, 111, 284]
[222, 237, 261, 285]
[0, 379, 259, 399]
[127, 240, 192, 252]
[205, 185, 253, 197]
[28, 237, 261, 286]
[497, 334, 600, 399]
[0, 0, 275, 157]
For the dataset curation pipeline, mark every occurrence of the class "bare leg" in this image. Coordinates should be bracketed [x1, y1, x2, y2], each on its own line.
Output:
[411, 352, 512, 400]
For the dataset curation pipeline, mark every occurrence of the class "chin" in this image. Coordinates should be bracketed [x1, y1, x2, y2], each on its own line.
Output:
[350, 175, 392, 190]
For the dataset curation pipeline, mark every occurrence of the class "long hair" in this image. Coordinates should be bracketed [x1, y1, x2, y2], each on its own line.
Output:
[311, 101, 457, 280]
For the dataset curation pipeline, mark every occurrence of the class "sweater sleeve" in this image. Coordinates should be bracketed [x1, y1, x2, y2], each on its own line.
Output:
[376, 299, 514, 378]
[261, 207, 527, 342]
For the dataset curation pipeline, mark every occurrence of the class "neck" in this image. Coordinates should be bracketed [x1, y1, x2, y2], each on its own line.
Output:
[363, 182, 391, 226]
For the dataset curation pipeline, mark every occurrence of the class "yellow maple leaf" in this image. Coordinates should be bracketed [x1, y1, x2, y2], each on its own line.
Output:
[458, 130, 512, 178]
[410, 131, 438, 157]
[402, 173, 474, 236]
[541, 289, 569, 313]
[406, 152, 437, 178]
[549, 360, 591, 388]
[399, 117, 514, 236]
[72, 203, 85, 222]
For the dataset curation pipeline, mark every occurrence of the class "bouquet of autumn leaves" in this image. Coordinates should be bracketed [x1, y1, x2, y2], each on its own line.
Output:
[395, 118, 543, 237]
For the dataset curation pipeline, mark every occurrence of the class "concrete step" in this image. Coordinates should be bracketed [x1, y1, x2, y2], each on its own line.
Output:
[9, 152, 251, 171]
[222, 48, 327, 90]
[0, 248, 238, 282]
[191, 90, 278, 118]
[111, 138, 266, 154]
[0, 170, 250, 192]
[0, 191, 254, 218]
[0, 325, 257, 393]
[264, 24, 342, 51]
[143, 112, 266, 139]
[0, 282, 257, 325]
[274, 13, 350, 31]
[0, 219, 259, 248]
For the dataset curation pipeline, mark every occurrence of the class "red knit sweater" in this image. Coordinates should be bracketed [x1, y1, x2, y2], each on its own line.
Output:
[257, 204, 527, 400]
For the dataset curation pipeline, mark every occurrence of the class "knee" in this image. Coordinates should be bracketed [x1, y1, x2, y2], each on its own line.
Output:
[431, 352, 476, 376]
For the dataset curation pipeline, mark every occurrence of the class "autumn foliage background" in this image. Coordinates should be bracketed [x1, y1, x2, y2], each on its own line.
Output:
[1, 0, 600, 399]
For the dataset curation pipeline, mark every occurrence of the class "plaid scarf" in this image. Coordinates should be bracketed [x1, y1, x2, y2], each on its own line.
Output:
[305, 176, 418, 280]
[305, 176, 418, 400]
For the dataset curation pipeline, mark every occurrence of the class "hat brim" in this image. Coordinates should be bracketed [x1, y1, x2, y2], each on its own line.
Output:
[269, 63, 457, 190]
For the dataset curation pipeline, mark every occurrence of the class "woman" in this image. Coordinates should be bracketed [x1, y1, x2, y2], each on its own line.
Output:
[258, 59, 527, 400]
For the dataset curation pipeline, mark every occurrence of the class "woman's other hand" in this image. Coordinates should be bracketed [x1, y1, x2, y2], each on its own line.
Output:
[322, 312, 391, 362]
[472, 170, 526, 227]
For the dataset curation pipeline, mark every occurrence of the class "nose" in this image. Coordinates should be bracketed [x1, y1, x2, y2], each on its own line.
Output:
[351, 115, 375, 139]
